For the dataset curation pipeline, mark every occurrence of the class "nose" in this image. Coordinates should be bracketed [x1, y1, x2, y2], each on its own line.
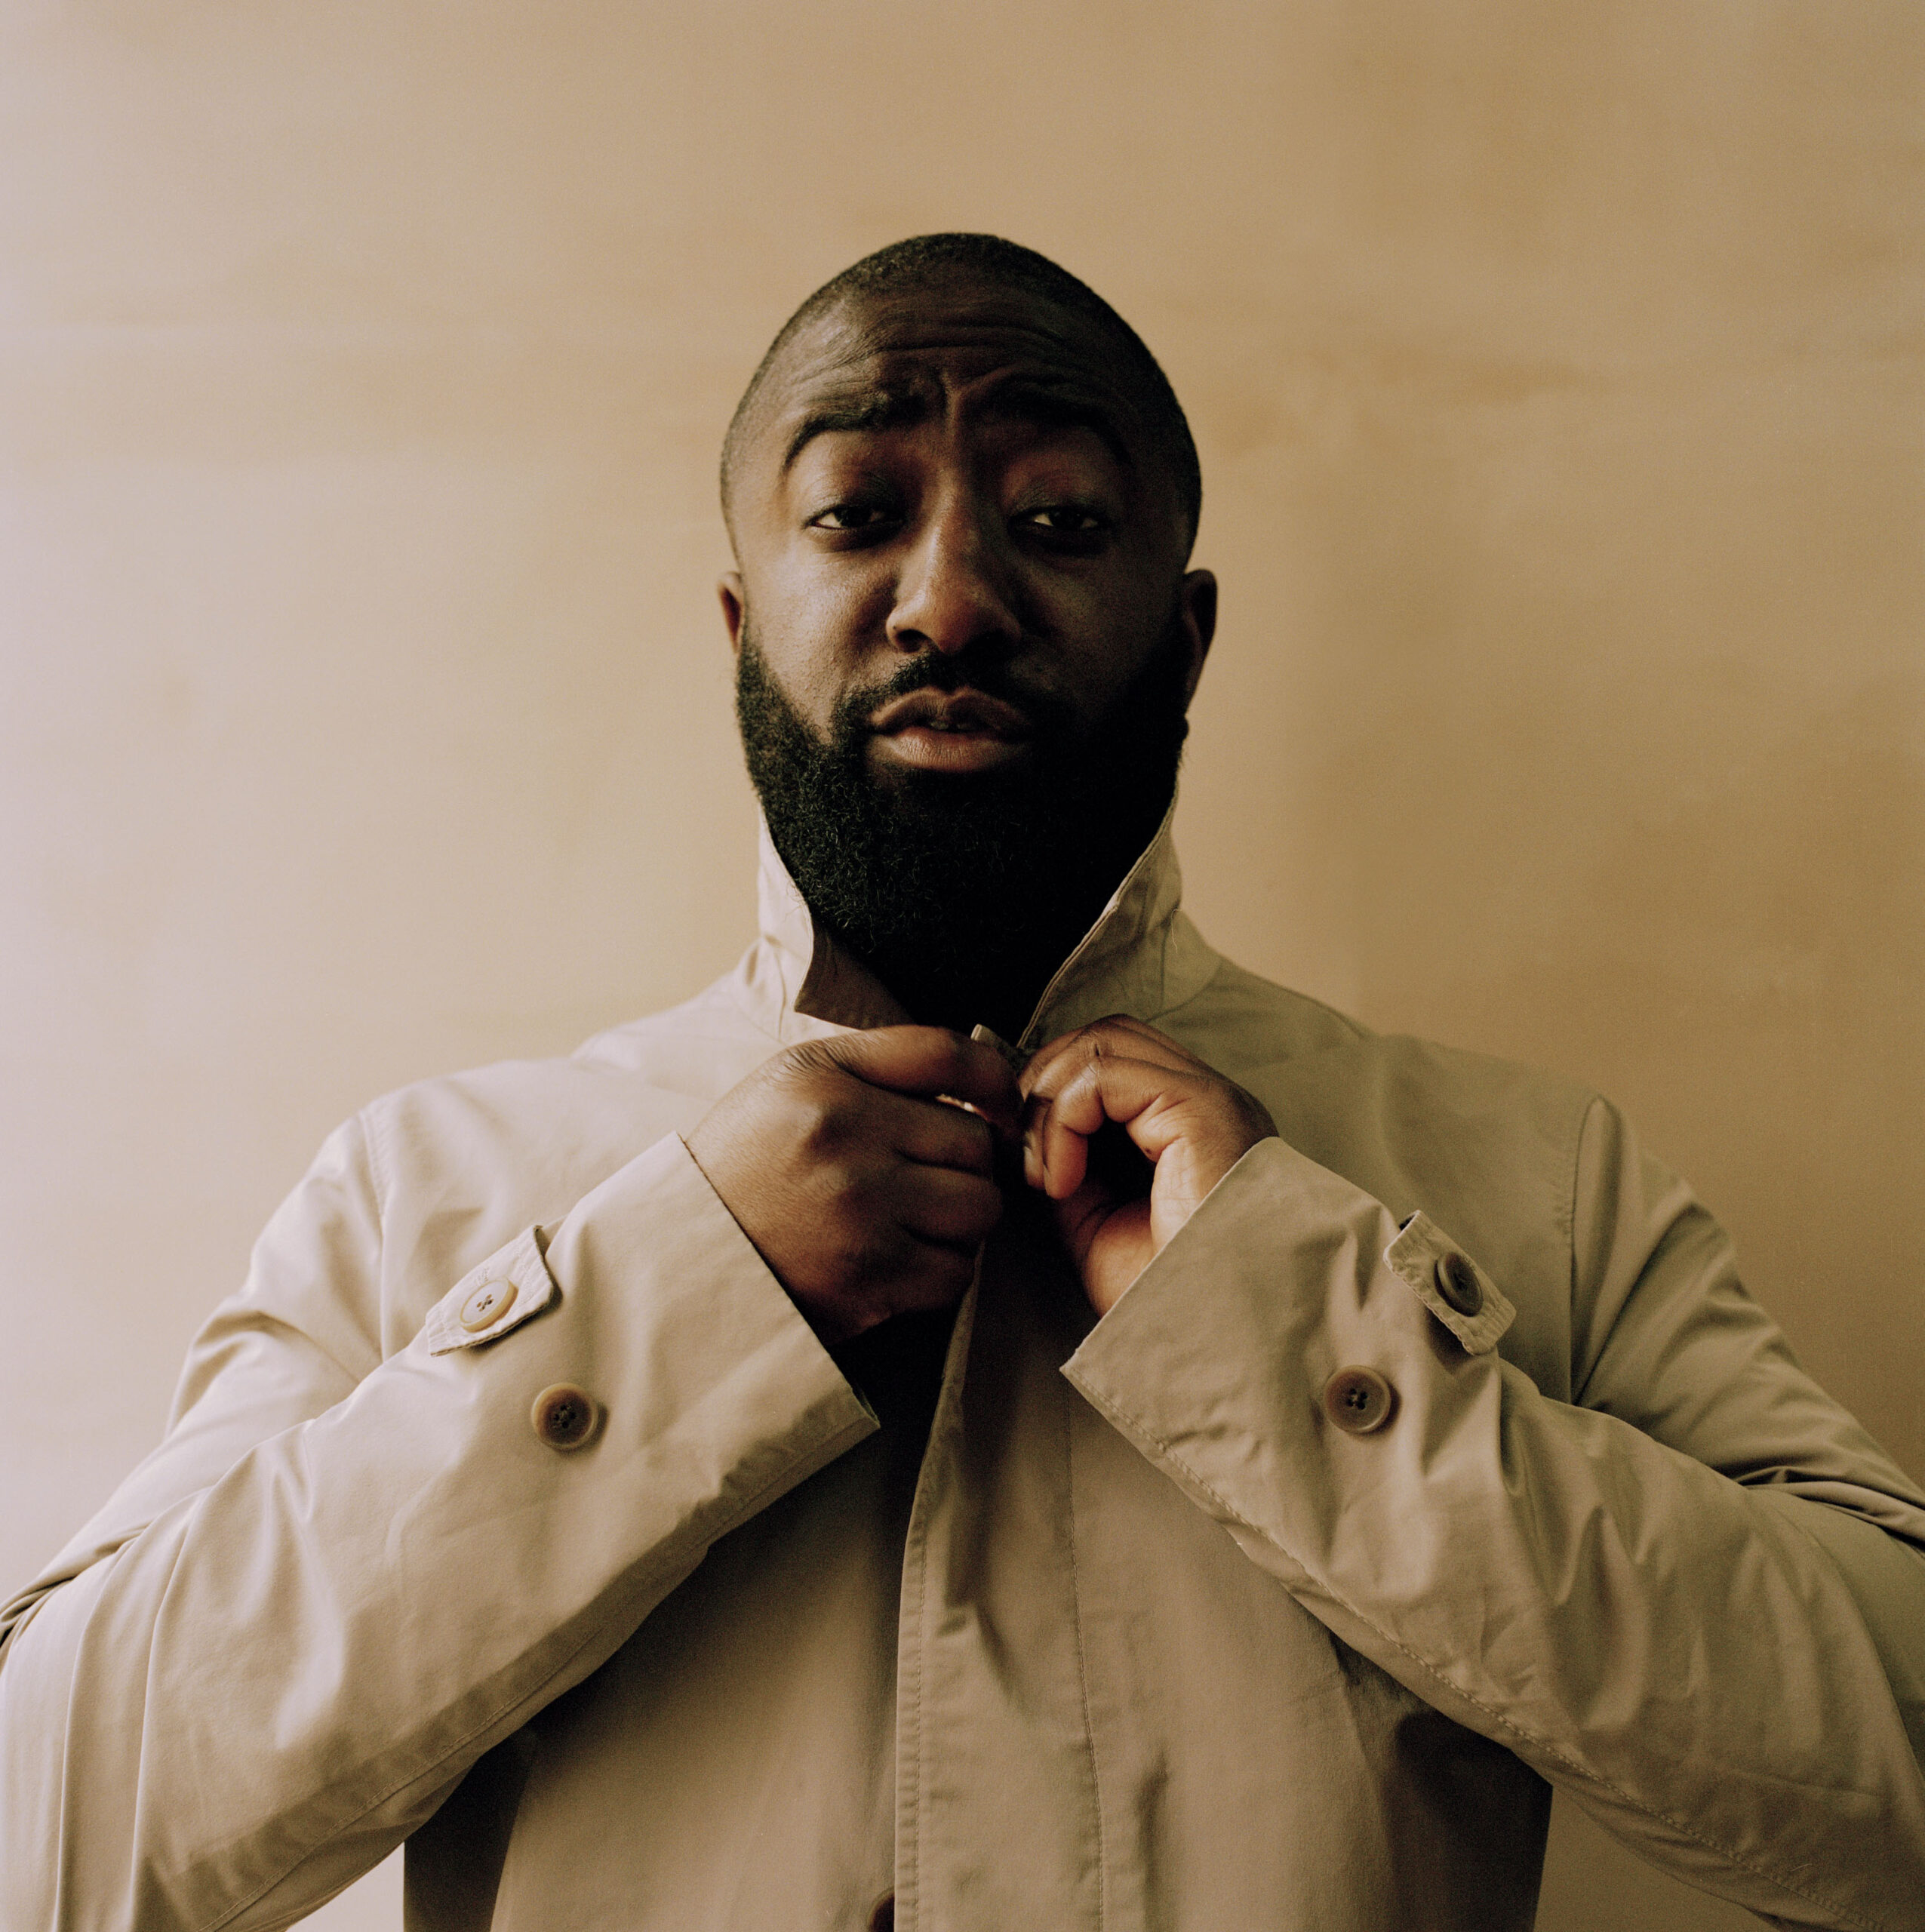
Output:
[886, 491, 1022, 658]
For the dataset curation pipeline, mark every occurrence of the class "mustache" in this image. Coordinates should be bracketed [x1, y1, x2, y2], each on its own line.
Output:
[829, 649, 1075, 747]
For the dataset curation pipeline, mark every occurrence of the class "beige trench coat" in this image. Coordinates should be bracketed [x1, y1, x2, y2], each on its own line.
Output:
[4, 821, 1923, 1932]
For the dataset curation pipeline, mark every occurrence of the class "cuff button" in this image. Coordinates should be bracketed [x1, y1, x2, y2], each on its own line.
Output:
[1323, 1366, 1395, 1435]
[459, 1278, 518, 1332]
[1434, 1251, 1484, 1318]
[532, 1383, 601, 1451]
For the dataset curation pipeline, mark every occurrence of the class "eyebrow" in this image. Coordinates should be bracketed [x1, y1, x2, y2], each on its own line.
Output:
[979, 381, 1135, 472]
[779, 377, 1136, 476]
[780, 390, 932, 472]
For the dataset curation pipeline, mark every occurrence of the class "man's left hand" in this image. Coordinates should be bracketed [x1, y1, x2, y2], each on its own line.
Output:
[1020, 1016, 1277, 1316]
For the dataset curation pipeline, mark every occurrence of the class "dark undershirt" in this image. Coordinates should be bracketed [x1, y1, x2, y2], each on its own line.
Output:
[828, 1303, 959, 1458]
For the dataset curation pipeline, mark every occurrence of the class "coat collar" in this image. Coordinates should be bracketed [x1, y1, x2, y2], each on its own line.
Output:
[735, 798, 1222, 1054]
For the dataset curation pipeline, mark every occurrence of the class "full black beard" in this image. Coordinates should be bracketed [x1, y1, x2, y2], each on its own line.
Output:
[736, 615, 1192, 1038]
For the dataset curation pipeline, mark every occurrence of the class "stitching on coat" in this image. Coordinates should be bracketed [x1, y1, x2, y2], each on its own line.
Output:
[355, 1108, 391, 1227]
[898, 1427, 930, 1930]
[1558, 1093, 1598, 1378]
[1152, 956, 1373, 1050]
[1558, 1092, 1594, 1254]
[1062, 1392, 1110, 1929]
[1063, 1380, 1888, 1932]
[1563, 1097, 1593, 1401]
[892, 1276, 983, 1931]
[723, 974, 789, 1046]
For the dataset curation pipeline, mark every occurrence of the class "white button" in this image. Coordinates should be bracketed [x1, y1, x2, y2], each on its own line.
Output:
[459, 1278, 517, 1332]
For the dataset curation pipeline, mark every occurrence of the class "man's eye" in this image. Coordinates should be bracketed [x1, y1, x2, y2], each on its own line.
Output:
[1016, 506, 1107, 535]
[808, 503, 896, 531]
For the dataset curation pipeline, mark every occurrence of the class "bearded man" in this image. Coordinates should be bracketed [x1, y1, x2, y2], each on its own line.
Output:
[2, 235, 1921, 1932]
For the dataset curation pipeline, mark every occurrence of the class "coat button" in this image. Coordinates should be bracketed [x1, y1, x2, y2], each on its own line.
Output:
[866, 1892, 894, 1931]
[459, 1278, 517, 1332]
[1322, 1366, 1395, 1435]
[531, 1383, 600, 1451]
[1434, 1251, 1484, 1318]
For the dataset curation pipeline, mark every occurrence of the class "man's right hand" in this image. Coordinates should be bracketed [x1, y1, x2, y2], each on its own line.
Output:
[685, 1026, 1022, 1346]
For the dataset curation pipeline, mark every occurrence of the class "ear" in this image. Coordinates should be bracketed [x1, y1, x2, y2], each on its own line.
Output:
[718, 572, 746, 654]
[1176, 569, 1217, 704]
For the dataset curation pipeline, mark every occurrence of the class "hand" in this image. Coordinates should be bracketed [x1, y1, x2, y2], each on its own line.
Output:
[686, 1026, 1022, 1346]
[1021, 1016, 1277, 1317]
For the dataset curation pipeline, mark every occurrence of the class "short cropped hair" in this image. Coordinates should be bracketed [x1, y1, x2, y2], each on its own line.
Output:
[721, 233, 1201, 549]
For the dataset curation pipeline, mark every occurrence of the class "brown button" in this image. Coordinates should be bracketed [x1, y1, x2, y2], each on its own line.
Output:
[866, 1892, 894, 1932]
[1434, 1251, 1484, 1318]
[458, 1278, 517, 1332]
[531, 1383, 600, 1451]
[1323, 1366, 1394, 1435]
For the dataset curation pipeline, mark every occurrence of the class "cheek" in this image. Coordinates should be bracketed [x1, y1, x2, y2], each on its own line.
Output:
[745, 564, 892, 714]
[1043, 582, 1169, 712]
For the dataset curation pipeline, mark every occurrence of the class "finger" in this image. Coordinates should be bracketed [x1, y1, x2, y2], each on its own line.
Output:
[886, 1090, 998, 1175]
[1020, 1015, 1204, 1100]
[1021, 1020, 1212, 1188]
[884, 1239, 981, 1317]
[811, 1026, 1022, 1138]
[1027, 1054, 1205, 1198]
[1078, 1013, 1196, 1057]
[896, 1167, 1004, 1247]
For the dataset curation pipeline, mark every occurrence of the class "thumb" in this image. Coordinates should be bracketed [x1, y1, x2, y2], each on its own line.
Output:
[807, 1026, 1023, 1138]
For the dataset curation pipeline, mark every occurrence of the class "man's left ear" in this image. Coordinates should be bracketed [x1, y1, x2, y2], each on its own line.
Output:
[1177, 569, 1217, 704]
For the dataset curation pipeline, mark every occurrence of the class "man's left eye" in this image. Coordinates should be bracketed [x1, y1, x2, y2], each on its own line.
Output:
[1016, 506, 1106, 535]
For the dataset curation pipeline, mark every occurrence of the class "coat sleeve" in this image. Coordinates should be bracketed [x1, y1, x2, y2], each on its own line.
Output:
[0, 1116, 874, 1932]
[1062, 1099, 1925, 1932]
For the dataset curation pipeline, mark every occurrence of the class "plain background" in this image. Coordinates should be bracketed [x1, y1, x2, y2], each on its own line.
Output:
[2, 5, 1918, 1927]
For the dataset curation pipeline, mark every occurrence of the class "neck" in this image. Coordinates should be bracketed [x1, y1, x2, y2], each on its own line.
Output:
[859, 940, 1051, 1044]
[844, 851, 1132, 1042]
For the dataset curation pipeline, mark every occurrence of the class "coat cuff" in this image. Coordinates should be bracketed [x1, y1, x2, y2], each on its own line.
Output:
[1062, 1134, 1503, 1558]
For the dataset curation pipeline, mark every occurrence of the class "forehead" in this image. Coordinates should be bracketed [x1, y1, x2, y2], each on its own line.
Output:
[749, 282, 1151, 473]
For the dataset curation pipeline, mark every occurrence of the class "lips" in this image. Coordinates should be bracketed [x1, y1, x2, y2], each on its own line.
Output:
[866, 686, 1036, 774]
[867, 688, 1034, 740]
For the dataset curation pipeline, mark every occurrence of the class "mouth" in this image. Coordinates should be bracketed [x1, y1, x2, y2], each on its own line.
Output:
[867, 688, 1036, 774]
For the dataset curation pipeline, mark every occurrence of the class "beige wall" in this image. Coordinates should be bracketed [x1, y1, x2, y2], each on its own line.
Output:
[2, 5, 1917, 1927]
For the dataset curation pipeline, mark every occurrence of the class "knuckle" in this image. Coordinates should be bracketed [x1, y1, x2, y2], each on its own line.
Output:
[962, 1194, 1003, 1241]
[939, 1171, 990, 1220]
[785, 1038, 844, 1081]
[918, 1249, 973, 1300]
[832, 1224, 892, 1291]
[796, 1103, 850, 1161]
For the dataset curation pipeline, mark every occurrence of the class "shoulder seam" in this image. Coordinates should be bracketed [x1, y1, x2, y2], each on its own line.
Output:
[354, 1106, 391, 1229]
[1160, 957, 1373, 1044]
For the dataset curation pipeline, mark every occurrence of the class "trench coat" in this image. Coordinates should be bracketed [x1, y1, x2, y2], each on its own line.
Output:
[4, 818, 1923, 1932]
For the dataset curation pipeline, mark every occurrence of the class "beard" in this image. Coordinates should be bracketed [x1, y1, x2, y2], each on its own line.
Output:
[735, 611, 1192, 1037]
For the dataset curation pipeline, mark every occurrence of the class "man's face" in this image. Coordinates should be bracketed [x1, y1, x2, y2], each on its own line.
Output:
[719, 278, 1216, 780]
[718, 275, 1216, 1032]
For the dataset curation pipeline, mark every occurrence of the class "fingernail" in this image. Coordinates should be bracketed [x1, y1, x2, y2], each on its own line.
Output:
[970, 1022, 1029, 1074]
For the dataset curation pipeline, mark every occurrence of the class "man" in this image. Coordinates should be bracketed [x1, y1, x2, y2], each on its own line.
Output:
[2, 234, 1921, 1931]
